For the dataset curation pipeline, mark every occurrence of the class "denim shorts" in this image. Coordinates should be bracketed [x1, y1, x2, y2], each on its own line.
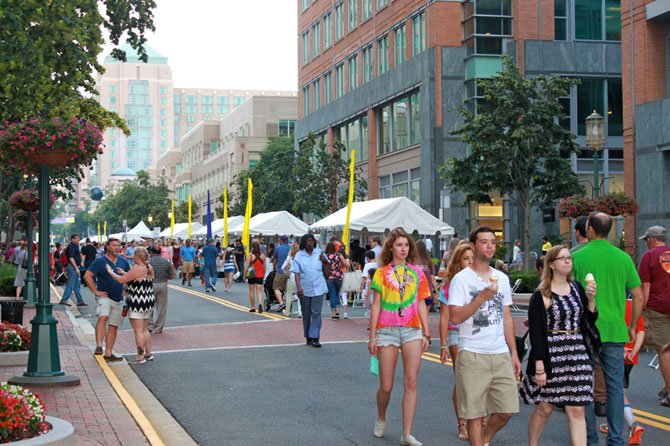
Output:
[376, 326, 423, 347]
[447, 329, 459, 347]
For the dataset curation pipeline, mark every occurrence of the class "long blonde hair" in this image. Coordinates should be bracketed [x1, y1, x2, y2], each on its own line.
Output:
[537, 245, 571, 299]
[444, 243, 473, 282]
[133, 247, 154, 281]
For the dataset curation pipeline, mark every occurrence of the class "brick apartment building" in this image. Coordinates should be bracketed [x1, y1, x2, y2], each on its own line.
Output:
[296, 0, 627, 253]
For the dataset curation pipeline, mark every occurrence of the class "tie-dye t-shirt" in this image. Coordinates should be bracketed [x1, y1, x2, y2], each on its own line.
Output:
[371, 263, 430, 330]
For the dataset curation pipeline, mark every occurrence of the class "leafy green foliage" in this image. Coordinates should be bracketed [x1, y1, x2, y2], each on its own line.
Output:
[442, 55, 584, 270]
[0, 263, 17, 297]
[509, 270, 540, 293]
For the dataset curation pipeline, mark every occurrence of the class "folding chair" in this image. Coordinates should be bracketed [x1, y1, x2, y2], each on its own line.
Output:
[649, 353, 660, 370]
[510, 278, 522, 312]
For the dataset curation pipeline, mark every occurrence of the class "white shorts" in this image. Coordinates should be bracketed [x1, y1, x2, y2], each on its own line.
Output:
[96, 298, 124, 327]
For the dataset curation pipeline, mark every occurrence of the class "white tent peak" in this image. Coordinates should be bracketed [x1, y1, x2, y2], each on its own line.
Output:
[309, 197, 454, 235]
[229, 211, 309, 236]
[127, 221, 153, 237]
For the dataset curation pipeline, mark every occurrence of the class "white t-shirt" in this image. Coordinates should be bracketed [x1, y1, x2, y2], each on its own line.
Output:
[512, 245, 521, 263]
[448, 267, 513, 354]
[371, 245, 382, 260]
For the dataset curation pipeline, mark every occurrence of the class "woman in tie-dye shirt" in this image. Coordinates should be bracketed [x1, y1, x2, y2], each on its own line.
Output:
[368, 228, 430, 446]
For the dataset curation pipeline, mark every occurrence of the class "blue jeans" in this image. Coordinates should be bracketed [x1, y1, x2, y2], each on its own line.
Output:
[203, 264, 218, 288]
[326, 279, 342, 311]
[299, 294, 324, 340]
[586, 343, 625, 446]
[61, 264, 83, 304]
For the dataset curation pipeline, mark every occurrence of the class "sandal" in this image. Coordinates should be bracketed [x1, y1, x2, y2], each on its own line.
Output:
[458, 422, 468, 441]
[249, 308, 256, 312]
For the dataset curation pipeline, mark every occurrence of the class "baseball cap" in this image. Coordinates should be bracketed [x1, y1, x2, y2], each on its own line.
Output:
[639, 225, 667, 240]
[280, 235, 289, 242]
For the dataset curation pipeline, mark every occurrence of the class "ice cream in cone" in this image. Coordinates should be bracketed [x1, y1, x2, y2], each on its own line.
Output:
[585, 273, 595, 285]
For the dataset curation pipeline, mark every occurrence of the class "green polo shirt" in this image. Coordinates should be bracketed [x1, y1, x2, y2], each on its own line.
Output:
[572, 239, 641, 343]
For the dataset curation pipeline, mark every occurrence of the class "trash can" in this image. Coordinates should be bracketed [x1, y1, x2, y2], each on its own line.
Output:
[0, 300, 25, 325]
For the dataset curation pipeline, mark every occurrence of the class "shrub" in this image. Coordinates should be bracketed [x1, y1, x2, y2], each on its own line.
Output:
[0, 383, 48, 443]
[0, 264, 16, 297]
[0, 323, 31, 352]
[509, 270, 539, 293]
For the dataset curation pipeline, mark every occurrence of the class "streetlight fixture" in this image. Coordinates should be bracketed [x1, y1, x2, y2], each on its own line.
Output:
[147, 215, 153, 224]
[585, 110, 606, 198]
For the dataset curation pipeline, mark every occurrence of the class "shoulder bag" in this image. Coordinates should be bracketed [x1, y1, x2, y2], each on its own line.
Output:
[342, 269, 362, 292]
[245, 255, 256, 279]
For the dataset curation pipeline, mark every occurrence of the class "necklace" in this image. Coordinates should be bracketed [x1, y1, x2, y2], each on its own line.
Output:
[391, 262, 409, 317]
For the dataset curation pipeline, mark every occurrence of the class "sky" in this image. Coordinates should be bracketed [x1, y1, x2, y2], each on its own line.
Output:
[104, 0, 298, 91]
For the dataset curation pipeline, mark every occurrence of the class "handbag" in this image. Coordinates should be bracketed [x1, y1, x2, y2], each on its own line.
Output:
[572, 283, 602, 360]
[245, 255, 256, 279]
[21, 253, 29, 269]
[342, 270, 362, 292]
[322, 255, 331, 279]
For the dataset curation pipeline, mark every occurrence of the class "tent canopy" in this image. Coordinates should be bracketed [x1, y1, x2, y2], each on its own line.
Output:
[309, 197, 454, 236]
[229, 211, 309, 236]
[108, 232, 145, 242]
[127, 221, 153, 237]
[193, 215, 244, 236]
[158, 222, 204, 239]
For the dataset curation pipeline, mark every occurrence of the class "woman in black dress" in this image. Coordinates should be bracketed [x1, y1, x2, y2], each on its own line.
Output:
[520, 245, 598, 446]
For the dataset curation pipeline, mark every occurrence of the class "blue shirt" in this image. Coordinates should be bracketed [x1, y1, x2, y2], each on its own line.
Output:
[291, 247, 328, 297]
[201, 245, 219, 267]
[125, 246, 135, 265]
[87, 255, 131, 302]
[180, 245, 196, 262]
[273, 244, 291, 273]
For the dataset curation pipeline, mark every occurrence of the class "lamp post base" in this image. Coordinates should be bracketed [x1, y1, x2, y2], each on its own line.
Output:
[8, 374, 80, 387]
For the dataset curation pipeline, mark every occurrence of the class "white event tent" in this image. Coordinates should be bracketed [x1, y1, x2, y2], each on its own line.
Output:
[158, 222, 204, 239]
[309, 197, 455, 236]
[193, 215, 244, 237]
[127, 221, 153, 238]
[228, 211, 309, 236]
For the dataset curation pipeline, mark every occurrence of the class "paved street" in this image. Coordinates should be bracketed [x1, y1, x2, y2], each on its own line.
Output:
[70, 280, 670, 445]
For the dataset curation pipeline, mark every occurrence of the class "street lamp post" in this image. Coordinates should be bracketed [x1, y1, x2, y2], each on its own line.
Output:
[22, 176, 37, 305]
[585, 110, 606, 198]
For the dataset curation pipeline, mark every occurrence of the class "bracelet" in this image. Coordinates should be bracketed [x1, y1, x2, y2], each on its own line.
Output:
[440, 344, 448, 349]
[368, 338, 377, 343]
[535, 371, 546, 375]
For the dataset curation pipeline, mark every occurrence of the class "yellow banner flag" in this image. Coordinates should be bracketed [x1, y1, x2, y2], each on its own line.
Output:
[242, 178, 253, 255]
[170, 199, 175, 242]
[342, 150, 356, 255]
[97, 223, 101, 242]
[223, 187, 228, 248]
[187, 194, 192, 239]
[103, 221, 107, 242]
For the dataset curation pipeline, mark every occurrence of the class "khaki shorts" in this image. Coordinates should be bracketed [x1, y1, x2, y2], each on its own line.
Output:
[96, 297, 124, 327]
[455, 350, 519, 419]
[272, 272, 288, 290]
[643, 308, 670, 350]
[181, 261, 194, 274]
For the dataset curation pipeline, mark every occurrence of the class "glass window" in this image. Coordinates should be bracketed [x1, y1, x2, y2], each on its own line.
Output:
[348, 54, 358, 90]
[362, 0, 373, 21]
[109, 84, 116, 94]
[202, 96, 213, 105]
[313, 78, 321, 110]
[362, 45, 374, 83]
[302, 0, 309, 11]
[302, 31, 309, 64]
[393, 98, 409, 150]
[303, 85, 310, 115]
[412, 12, 426, 55]
[324, 12, 332, 49]
[160, 96, 167, 105]
[377, 0, 388, 10]
[555, 0, 567, 41]
[379, 105, 391, 155]
[279, 119, 296, 137]
[335, 63, 345, 98]
[312, 22, 321, 58]
[348, 0, 357, 32]
[394, 24, 406, 65]
[160, 129, 167, 137]
[234, 96, 245, 107]
[160, 86, 168, 95]
[360, 116, 368, 161]
[174, 94, 181, 104]
[210, 139, 218, 154]
[410, 93, 421, 145]
[324, 71, 333, 104]
[378, 35, 389, 75]
[559, 97, 571, 131]
[160, 108, 167, 116]
[335, 2, 344, 40]
[574, 0, 622, 40]
[607, 79, 623, 136]
[185, 95, 197, 105]
[110, 96, 116, 105]
[577, 78, 604, 135]
[605, 0, 621, 41]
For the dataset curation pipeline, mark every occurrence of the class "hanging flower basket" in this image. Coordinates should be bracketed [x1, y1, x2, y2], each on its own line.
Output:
[558, 195, 596, 219]
[12, 209, 38, 231]
[595, 191, 639, 217]
[8, 189, 55, 212]
[0, 117, 104, 172]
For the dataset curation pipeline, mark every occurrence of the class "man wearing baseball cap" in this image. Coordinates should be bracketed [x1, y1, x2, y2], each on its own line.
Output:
[638, 225, 670, 407]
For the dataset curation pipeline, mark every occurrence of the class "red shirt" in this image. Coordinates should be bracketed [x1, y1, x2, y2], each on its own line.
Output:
[624, 299, 645, 365]
[638, 245, 670, 314]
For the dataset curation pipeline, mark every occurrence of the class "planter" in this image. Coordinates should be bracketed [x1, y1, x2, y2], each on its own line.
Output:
[0, 350, 29, 366]
[25, 148, 72, 170]
[0, 300, 25, 324]
[10, 416, 75, 446]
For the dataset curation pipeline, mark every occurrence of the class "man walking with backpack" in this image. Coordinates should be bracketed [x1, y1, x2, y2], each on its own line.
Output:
[60, 234, 86, 306]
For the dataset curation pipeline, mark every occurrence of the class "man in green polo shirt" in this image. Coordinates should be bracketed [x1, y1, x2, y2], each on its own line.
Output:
[573, 211, 643, 446]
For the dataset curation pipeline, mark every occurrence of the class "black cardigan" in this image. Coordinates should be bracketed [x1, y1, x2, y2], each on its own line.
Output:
[525, 281, 598, 378]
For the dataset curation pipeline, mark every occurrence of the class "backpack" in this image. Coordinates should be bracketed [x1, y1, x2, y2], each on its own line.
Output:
[60, 248, 69, 267]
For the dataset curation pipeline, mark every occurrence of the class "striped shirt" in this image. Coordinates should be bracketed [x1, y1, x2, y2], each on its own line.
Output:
[149, 255, 175, 283]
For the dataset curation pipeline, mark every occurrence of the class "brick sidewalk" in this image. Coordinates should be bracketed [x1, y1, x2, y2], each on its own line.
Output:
[0, 306, 148, 446]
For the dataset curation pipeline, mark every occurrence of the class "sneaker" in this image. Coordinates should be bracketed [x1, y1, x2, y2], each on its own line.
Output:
[144, 355, 155, 361]
[658, 387, 669, 400]
[661, 394, 670, 407]
[400, 434, 423, 446]
[103, 354, 123, 362]
[77, 302, 88, 306]
[278, 303, 286, 312]
[128, 357, 147, 364]
[282, 309, 288, 316]
[258, 305, 263, 314]
[205, 287, 210, 293]
[628, 423, 644, 445]
[58, 299, 68, 305]
[599, 423, 609, 434]
[331, 315, 339, 320]
[373, 418, 386, 438]
[182, 278, 186, 285]
[210, 285, 216, 292]
[94, 347, 103, 355]
[343, 312, 348, 319]
[364, 310, 371, 318]
[312, 339, 321, 348]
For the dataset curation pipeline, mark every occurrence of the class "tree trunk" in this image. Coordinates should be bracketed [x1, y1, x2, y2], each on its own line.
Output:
[522, 203, 532, 271]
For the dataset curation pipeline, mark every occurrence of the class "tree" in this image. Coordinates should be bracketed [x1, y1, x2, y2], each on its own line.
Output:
[292, 133, 367, 218]
[441, 55, 584, 271]
[173, 200, 199, 224]
[0, 0, 156, 194]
